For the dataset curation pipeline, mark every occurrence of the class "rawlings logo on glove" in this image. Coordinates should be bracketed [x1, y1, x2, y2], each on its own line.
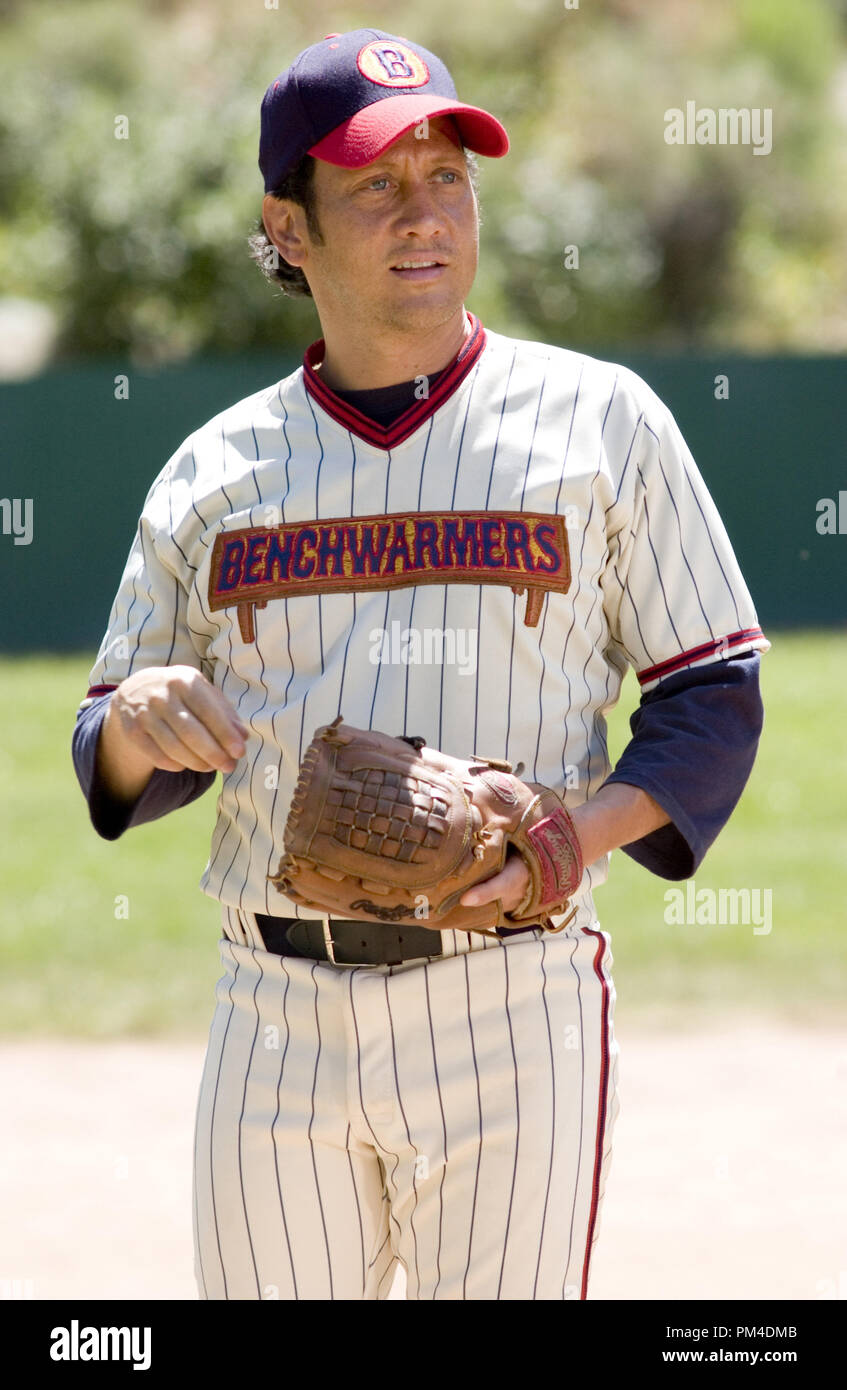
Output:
[269, 718, 584, 936]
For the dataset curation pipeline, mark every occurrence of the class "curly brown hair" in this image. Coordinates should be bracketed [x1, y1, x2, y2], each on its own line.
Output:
[247, 148, 481, 299]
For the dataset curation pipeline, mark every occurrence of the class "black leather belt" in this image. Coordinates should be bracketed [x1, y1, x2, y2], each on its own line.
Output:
[254, 914, 444, 965]
[254, 914, 537, 966]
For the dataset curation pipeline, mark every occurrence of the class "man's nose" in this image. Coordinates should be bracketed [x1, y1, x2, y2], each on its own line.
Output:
[393, 179, 445, 234]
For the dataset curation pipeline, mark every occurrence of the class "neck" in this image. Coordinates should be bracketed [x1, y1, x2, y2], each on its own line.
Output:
[313, 309, 472, 391]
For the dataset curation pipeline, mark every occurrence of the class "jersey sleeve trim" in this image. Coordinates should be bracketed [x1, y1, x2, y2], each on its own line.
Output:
[302, 311, 486, 449]
[78, 682, 119, 710]
[636, 627, 768, 690]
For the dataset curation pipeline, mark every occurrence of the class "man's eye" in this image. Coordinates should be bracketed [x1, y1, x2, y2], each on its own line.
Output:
[439, 170, 459, 182]
[368, 177, 390, 190]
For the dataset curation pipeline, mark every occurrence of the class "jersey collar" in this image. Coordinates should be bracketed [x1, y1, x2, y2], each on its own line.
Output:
[302, 311, 486, 449]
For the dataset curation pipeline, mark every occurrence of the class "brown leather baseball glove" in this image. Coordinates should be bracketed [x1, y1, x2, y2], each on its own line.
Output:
[269, 717, 584, 937]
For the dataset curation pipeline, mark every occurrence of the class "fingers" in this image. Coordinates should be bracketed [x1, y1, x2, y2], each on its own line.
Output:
[158, 698, 244, 773]
[180, 674, 249, 757]
[146, 709, 237, 773]
[115, 666, 249, 774]
[128, 726, 198, 774]
[460, 854, 530, 912]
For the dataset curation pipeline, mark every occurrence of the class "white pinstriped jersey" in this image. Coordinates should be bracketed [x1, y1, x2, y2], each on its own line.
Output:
[83, 315, 768, 925]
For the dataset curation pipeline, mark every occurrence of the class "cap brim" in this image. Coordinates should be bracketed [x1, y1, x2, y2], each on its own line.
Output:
[308, 94, 509, 167]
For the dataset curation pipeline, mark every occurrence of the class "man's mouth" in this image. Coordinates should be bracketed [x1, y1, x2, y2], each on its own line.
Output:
[390, 258, 447, 278]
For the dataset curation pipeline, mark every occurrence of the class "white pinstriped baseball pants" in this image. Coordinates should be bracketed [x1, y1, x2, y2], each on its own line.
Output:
[192, 906, 620, 1301]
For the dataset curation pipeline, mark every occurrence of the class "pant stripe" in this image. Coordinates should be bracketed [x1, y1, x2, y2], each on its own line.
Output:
[422, 965, 448, 1298]
[346, 970, 405, 1251]
[531, 934, 557, 1299]
[192, 1094, 209, 1300]
[383, 975, 422, 1297]
[344, 1125, 367, 1293]
[562, 934, 587, 1298]
[368, 1230, 390, 1272]
[235, 949, 263, 1296]
[208, 964, 239, 1299]
[376, 1256, 396, 1298]
[460, 951, 485, 1299]
[579, 927, 613, 1301]
[496, 945, 522, 1299]
[306, 960, 334, 1299]
[271, 961, 298, 1299]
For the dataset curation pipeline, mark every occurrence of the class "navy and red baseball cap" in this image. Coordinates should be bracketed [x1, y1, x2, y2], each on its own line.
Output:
[259, 29, 509, 192]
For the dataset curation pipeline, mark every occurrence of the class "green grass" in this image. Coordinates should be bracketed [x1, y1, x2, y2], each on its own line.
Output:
[1, 636, 845, 1036]
[598, 631, 847, 1028]
[0, 656, 222, 1038]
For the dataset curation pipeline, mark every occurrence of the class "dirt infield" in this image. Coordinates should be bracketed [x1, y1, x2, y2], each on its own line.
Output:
[2, 1020, 845, 1301]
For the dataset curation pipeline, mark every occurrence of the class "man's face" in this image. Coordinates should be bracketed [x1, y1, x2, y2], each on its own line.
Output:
[285, 116, 479, 338]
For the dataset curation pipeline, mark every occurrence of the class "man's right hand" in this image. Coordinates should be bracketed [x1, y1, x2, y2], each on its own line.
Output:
[96, 666, 249, 804]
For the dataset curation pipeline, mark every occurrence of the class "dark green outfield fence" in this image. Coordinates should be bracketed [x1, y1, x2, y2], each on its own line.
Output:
[1, 351, 844, 652]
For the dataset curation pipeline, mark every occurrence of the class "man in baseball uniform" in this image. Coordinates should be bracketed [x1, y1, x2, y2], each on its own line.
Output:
[72, 29, 768, 1300]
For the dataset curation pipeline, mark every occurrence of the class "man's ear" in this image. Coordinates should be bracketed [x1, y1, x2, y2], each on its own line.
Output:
[262, 195, 309, 268]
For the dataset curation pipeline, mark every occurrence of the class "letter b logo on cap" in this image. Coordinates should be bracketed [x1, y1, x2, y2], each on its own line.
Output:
[357, 41, 430, 87]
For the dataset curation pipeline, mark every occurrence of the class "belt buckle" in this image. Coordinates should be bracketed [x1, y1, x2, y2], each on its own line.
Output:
[321, 920, 337, 964]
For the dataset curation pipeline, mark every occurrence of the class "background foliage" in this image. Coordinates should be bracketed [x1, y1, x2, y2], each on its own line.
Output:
[2, 0, 847, 365]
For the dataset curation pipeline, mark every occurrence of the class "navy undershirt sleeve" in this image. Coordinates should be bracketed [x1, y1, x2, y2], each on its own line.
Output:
[603, 652, 763, 879]
[72, 693, 216, 841]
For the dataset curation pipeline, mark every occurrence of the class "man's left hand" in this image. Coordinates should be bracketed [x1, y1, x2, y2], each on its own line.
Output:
[459, 853, 531, 913]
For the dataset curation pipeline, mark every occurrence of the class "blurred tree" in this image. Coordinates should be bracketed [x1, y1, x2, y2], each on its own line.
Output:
[1, 0, 846, 365]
